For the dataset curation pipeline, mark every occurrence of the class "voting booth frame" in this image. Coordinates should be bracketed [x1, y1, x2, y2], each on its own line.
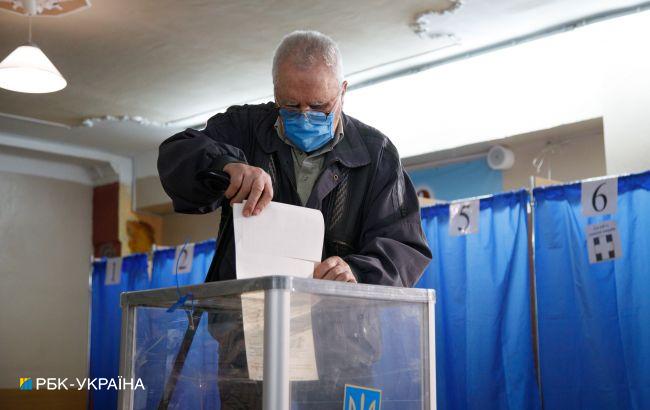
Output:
[117, 275, 437, 410]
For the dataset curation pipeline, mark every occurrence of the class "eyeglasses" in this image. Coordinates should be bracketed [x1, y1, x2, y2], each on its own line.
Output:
[276, 88, 342, 118]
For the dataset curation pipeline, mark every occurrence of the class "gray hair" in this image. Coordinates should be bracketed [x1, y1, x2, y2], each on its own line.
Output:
[272, 30, 344, 86]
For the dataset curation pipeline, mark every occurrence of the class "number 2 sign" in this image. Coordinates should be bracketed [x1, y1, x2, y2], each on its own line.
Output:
[449, 200, 480, 236]
[174, 243, 195, 274]
[581, 178, 618, 216]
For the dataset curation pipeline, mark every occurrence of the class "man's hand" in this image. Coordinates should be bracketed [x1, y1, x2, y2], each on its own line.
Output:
[313, 256, 357, 283]
[223, 163, 274, 217]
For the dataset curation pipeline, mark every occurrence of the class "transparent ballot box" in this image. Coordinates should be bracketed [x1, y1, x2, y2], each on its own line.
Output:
[119, 276, 436, 410]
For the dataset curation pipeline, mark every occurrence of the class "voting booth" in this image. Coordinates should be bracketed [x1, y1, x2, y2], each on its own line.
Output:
[118, 276, 436, 410]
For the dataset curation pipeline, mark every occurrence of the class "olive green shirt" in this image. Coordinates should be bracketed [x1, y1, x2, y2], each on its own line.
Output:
[274, 118, 344, 205]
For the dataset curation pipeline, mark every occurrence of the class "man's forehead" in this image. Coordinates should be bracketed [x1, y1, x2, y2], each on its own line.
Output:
[275, 62, 339, 101]
[276, 86, 337, 103]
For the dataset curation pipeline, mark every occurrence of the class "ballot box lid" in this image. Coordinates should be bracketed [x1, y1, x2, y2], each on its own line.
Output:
[120, 275, 435, 308]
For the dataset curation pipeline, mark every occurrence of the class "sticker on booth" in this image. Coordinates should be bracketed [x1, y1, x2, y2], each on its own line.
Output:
[343, 384, 382, 410]
[586, 220, 622, 264]
[449, 199, 480, 236]
[581, 178, 618, 216]
[174, 243, 195, 274]
[104, 257, 122, 285]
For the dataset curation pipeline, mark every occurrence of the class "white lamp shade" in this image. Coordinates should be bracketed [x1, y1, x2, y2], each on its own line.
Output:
[0, 45, 67, 93]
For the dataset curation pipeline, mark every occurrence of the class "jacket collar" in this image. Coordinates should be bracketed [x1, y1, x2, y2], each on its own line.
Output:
[328, 113, 371, 168]
[258, 111, 371, 169]
[257, 105, 285, 153]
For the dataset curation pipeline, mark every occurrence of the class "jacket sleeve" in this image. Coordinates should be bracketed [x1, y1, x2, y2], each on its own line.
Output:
[157, 108, 251, 214]
[343, 143, 432, 287]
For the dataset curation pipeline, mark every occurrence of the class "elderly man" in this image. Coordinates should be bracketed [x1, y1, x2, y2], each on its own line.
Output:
[158, 30, 431, 409]
[158, 30, 431, 286]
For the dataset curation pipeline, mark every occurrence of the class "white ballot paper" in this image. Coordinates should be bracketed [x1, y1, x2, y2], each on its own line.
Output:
[233, 201, 324, 279]
[233, 201, 323, 381]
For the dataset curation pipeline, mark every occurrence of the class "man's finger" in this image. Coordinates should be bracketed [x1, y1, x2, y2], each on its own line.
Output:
[231, 174, 253, 204]
[316, 257, 339, 278]
[322, 263, 348, 281]
[313, 257, 339, 279]
[244, 179, 265, 217]
[335, 272, 355, 282]
[224, 172, 243, 199]
[254, 179, 273, 215]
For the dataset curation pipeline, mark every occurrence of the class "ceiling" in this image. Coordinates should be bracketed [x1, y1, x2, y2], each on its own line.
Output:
[0, 0, 647, 156]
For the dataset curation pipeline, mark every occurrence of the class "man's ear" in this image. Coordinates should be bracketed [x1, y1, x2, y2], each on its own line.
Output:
[341, 80, 348, 104]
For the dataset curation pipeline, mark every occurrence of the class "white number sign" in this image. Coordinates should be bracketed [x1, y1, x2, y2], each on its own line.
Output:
[174, 243, 195, 274]
[104, 257, 122, 286]
[581, 178, 618, 216]
[449, 200, 480, 236]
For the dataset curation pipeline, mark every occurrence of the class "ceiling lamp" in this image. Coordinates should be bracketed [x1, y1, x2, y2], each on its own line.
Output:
[0, 43, 67, 93]
[0, 0, 90, 93]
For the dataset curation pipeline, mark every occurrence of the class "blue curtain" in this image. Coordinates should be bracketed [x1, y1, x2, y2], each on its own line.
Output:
[416, 190, 541, 410]
[89, 253, 149, 410]
[150, 239, 216, 288]
[534, 171, 650, 410]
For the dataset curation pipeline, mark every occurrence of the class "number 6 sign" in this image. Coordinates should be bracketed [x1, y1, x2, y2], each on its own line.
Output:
[581, 178, 618, 216]
[449, 199, 480, 236]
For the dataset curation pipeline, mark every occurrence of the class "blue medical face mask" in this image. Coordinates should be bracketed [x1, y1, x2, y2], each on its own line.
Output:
[278, 97, 340, 152]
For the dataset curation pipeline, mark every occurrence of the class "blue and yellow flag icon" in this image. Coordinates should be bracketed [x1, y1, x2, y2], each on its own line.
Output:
[19, 378, 32, 390]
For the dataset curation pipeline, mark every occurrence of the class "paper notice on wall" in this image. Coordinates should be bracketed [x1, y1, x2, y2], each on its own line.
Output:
[233, 201, 324, 279]
[104, 257, 122, 285]
[586, 220, 622, 264]
[449, 199, 480, 236]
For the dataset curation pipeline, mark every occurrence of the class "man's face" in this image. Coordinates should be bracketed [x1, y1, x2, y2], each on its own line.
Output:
[274, 61, 347, 126]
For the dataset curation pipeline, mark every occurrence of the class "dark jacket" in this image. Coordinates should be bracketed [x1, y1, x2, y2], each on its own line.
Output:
[158, 102, 431, 287]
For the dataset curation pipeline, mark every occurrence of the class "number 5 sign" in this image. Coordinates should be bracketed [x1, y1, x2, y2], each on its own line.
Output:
[581, 178, 618, 216]
[449, 199, 480, 236]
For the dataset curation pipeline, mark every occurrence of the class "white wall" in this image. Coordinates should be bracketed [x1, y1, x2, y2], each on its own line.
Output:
[344, 9, 650, 175]
[134, 148, 172, 210]
[502, 128, 606, 191]
[134, 148, 159, 180]
[601, 13, 650, 175]
[0, 172, 92, 388]
[161, 211, 221, 246]
[0, 151, 94, 185]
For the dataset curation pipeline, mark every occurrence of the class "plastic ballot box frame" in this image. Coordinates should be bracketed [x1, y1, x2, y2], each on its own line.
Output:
[118, 276, 436, 410]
